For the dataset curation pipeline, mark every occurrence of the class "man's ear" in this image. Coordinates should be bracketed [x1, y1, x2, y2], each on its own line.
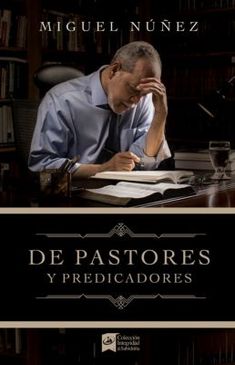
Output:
[109, 62, 121, 78]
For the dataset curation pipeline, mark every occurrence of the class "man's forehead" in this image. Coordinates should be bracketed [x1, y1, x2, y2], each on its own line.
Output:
[131, 58, 161, 80]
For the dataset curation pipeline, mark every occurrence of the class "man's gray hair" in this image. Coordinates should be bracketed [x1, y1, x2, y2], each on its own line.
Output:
[111, 41, 162, 72]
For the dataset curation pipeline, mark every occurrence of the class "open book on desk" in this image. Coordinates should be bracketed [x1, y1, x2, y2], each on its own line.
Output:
[78, 181, 196, 206]
[92, 170, 194, 184]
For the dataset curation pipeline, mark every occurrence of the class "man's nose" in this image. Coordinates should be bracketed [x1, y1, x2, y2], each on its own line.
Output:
[129, 94, 141, 104]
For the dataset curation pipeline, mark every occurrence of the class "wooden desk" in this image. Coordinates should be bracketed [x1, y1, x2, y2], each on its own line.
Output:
[71, 173, 235, 208]
[140, 179, 235, 207]
[1, 173, 235, 207]
[69, 174, 235, 207]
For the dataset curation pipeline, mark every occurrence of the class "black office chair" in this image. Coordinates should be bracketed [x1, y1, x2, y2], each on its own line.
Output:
[34, 63, 84, 97]
[13, 64, 84, 170]
[12, 99, 40, 171]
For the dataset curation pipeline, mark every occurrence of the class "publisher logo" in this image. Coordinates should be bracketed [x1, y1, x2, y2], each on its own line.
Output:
[101, 333, 140, 353]
[102, 333, 118, 352]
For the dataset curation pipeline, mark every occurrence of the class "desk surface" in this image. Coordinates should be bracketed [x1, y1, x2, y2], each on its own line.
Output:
[1, 172, 235, 208]
[139, 179, 235, 207]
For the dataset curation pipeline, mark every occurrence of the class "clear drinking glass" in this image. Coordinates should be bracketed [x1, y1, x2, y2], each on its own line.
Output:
[209, 140, 231, 180]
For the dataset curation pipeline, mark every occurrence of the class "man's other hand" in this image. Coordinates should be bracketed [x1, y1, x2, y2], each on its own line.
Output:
[102, 151, 140, 171]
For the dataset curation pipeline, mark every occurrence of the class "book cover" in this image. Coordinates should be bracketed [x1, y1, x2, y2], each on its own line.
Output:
[0, 0, 235, 364]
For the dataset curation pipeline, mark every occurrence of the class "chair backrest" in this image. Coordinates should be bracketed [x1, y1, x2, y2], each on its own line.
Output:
[34, 63, 84, 97]
[12, 99, 39, 170]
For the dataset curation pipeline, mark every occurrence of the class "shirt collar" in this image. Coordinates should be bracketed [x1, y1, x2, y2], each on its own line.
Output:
[90, 66, 108, 106]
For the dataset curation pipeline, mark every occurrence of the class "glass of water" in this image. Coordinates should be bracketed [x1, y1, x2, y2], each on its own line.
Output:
[209, 140, 231, 180]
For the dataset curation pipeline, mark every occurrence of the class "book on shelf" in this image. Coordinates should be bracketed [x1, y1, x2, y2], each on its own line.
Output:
[0, 104, 14, 144]
[92, 170, 194, 184]
[0, 59, 28, 99]
[78, 181, 196, 206]
[0, 9, 27, 48]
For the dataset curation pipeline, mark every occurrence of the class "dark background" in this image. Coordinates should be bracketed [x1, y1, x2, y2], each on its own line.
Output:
[0, 213, 234, 321]
[2, 328, 235, 365]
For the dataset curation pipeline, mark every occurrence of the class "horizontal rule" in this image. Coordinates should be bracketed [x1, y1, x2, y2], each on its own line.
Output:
[0, 213, 233, 321]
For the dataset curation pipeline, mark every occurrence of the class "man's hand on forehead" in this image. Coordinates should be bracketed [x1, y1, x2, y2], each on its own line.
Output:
[134, 77, 168, 117]
[136, 78, 165, 95]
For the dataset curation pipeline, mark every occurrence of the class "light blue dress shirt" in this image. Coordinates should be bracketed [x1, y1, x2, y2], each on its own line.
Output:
[28, 67, 171, 172]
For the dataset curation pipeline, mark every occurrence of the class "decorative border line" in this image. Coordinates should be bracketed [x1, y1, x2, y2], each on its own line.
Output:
[36, 293, 206, 310]
[36, 223, 206, 239]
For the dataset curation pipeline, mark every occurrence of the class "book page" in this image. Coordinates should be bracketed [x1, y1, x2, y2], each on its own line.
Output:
[117, 181, 193, 194]
[85, 181, 193, 199]
[86, 183, 158, 199]
[92, 170, 194, 183]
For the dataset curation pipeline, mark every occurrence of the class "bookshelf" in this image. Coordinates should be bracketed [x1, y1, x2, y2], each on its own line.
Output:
[40, 0, 142, 74]
[0, 0, 28, 177]
[0, 0, 43, 183]
[0, 4, 28, 115]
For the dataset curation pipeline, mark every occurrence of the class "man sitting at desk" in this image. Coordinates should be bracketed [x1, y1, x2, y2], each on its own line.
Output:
[28, 41, 171, 178]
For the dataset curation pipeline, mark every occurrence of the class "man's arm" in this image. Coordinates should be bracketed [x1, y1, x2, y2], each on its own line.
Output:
[29, 93, 141, 177]
[125, 90, 170, 169]
[89, 86, 170, 176]
[136, 77, 168, 157]
[73, 151, 140, 178]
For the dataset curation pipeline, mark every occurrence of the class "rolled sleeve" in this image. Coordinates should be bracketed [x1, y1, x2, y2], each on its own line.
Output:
[138, 138, 171, 170]
[128, 95, 171, 170]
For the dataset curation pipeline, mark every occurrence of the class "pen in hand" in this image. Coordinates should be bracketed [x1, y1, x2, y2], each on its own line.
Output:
[103, 148, 143, 169]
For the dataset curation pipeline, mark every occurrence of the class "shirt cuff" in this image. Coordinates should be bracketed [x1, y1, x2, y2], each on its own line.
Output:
[68, 162, 81, 174]
[139, 139, 172, 170]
